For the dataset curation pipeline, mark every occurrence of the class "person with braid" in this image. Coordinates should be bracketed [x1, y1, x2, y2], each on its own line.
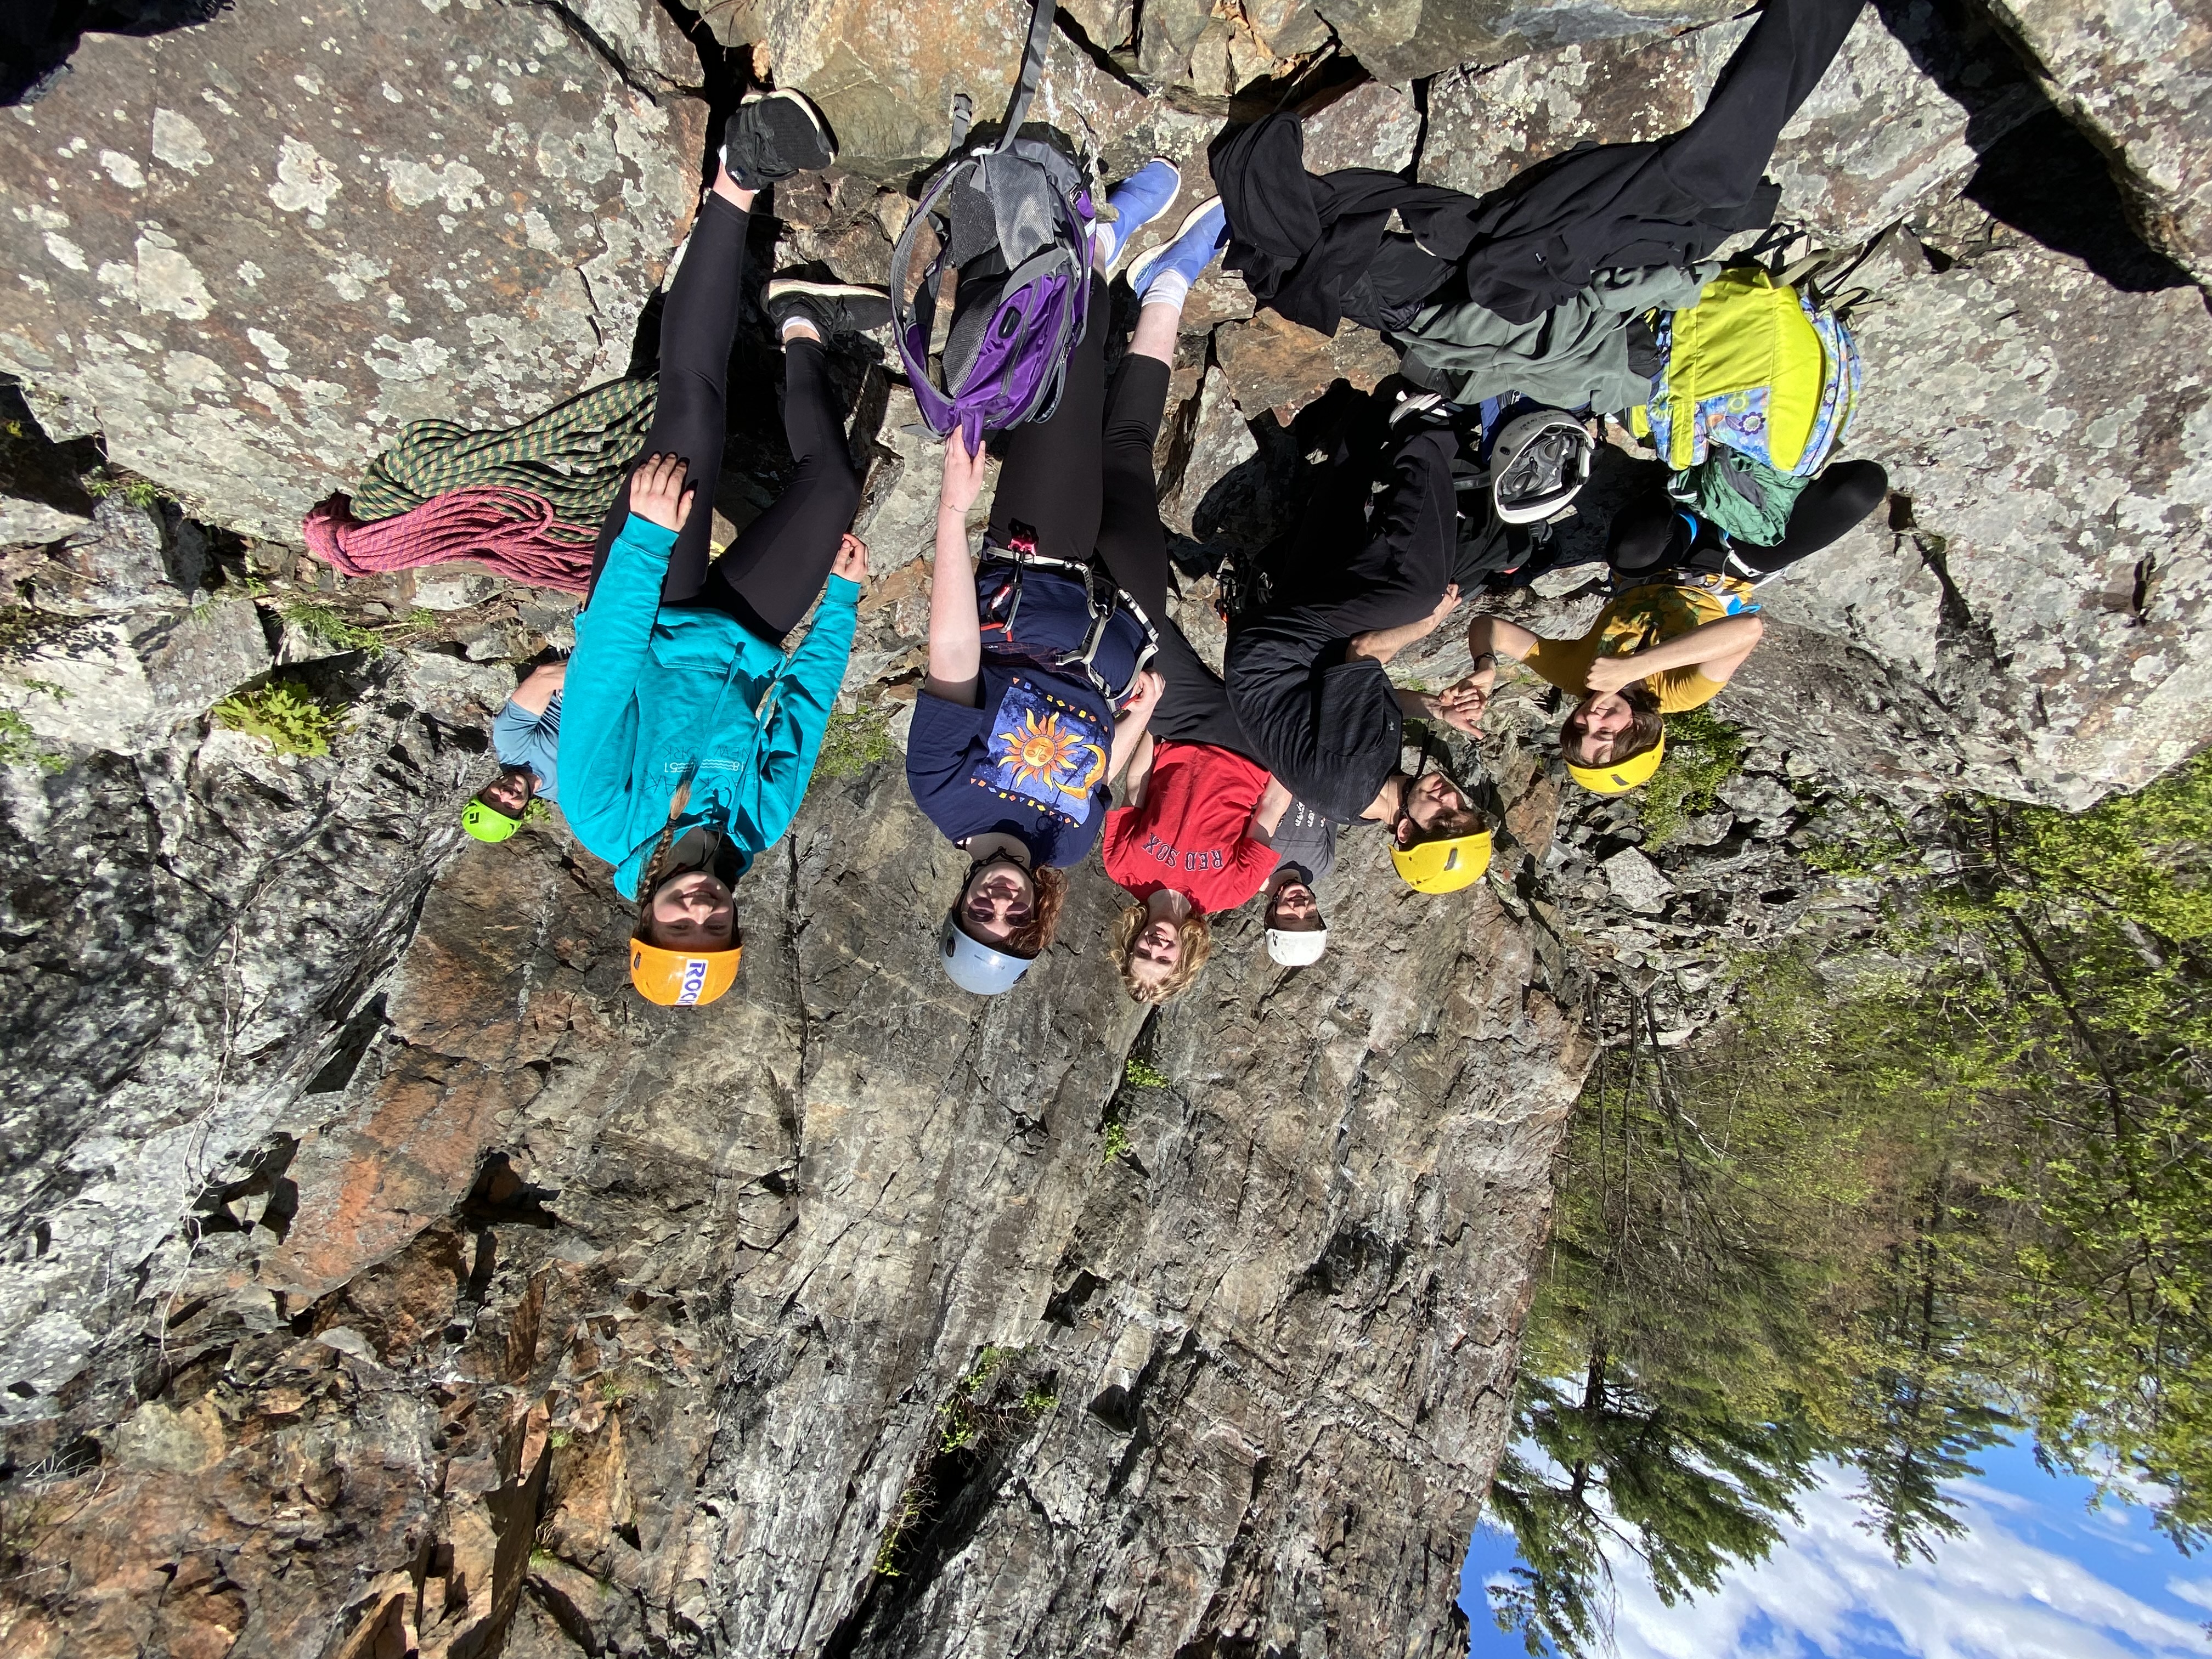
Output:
[557, 91, 886, 1007]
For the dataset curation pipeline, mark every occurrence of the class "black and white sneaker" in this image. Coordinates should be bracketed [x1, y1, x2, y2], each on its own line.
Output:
[1390, 389, 1457, 429]
[722, 89, 836, 190]
[765, 277, 894, 341]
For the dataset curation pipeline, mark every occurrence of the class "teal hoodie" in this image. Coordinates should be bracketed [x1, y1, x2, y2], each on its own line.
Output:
[557, 513, 861, 899]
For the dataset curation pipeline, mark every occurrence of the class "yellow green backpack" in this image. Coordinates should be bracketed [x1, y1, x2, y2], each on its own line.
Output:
[1634, 267, 1861, 477]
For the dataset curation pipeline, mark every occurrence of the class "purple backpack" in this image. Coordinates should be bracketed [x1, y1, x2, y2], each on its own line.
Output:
[890, 0, 1093, 451]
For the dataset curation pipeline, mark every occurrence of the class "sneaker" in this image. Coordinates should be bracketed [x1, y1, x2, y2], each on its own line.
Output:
[1128, 198, 1228, 300]
[1390, 389, 1456, 429]
[765, 277, 893, 341]
[722, 89, 836, 190]
[1093, 157, 1181, 273]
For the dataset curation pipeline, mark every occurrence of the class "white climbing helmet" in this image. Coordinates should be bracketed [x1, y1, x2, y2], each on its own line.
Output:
[1491, 409, 1596, 525]
[939, 912, 1035, 996]
[1265, 923, 1329, 967]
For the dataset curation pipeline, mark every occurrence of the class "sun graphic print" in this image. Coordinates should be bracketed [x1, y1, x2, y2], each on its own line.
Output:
[980, 680, 1108, 825]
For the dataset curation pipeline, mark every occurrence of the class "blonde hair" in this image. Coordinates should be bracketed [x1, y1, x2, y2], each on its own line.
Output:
[1110, 904, 1212, 1004]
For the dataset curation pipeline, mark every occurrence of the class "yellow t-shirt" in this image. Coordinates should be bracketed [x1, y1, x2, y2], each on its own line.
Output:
[1522, 579, 1755, 713]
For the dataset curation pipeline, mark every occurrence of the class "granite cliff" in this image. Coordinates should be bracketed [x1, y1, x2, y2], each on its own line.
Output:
[0, 0, 2207, 1654]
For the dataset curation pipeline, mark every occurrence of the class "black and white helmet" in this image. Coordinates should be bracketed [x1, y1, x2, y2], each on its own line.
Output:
[1490, 409, 1596, 525]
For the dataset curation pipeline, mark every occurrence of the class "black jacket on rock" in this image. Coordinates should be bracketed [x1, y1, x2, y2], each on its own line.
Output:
[1210, 0, 1867, 330]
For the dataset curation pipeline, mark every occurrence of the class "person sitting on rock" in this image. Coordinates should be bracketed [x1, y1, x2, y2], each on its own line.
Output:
[915, 163, 1234, 998]
[1099, 565, 1343, 999]
[1460, 457, 1886, 794]
[558, 91, 887, 1009]
[1259, 798, 1336, 968]
[461, 659, 564, 844]
[1222, 398, 1496, 899]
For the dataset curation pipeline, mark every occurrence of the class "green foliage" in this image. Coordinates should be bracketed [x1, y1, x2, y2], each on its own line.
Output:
[0, 708, 65, 772]
[937, 1400, 981, 1453]
[213, 681, 347, 758]
[282, 600, 391, 658]
[1020, 1386, 1059, 1415]
[1492, 754, 2212, 1656]
[873, 1485, 924, 1576]
[83, 471, 163, 510]
[815, 703, 895, 781]
[18, 679, 66, 702]
[1101, 1121, 1132, 1164]
[960, 1346, 1009, 1396]
[1638, 707, 1745, 848]
[1124, 1057, 1170, 1091]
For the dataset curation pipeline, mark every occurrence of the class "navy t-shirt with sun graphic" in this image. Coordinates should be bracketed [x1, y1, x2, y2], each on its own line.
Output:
[909, 664, 1115, 867]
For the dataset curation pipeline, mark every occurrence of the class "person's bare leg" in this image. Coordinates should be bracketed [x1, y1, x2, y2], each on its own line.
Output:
[710, 164, 758, 214]
[1131, 296, 1181, 365]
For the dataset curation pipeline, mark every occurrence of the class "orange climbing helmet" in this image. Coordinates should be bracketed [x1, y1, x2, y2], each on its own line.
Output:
[629, 933, 742, 1007]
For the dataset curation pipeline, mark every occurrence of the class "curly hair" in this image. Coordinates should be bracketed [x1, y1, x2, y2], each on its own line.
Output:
[1110, 904, 1213, 1005]
[1003, 865, 1068, 960]
[1561, 685, 1664, 770]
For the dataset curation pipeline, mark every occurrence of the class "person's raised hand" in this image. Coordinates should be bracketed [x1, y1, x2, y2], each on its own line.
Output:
[1124, 667, 1165, 718]
[940, 428, 988, 516]
[831, 533, 868, 589]
[1584, 653, 1643, 696]
[628, 453, 695, 533]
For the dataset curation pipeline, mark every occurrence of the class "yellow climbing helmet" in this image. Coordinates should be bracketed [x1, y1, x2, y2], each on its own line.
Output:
[1566, 731, 1667, 795]
[461, 800, 524, 843]
[629, 935, 742, 1008]
[1391, 830, 1493, 894]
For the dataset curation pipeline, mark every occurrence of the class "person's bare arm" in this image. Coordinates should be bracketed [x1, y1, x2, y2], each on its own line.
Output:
[1249, 775, 1294, 842]
[924, 432, 990, 707]
[1118, 729, 1158, 800]
[1108, 671, 1164, 785]
[1348, 583, 1462, 668]
[509, 660, 566, 715]
[1585, 614, 1765, 692]
[1465, 612, 1541, 667]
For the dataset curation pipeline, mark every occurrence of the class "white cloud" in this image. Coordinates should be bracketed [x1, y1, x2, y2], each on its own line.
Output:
[1595, 1464, 2208, 1659]
[2166, 1578, 2212, 1614]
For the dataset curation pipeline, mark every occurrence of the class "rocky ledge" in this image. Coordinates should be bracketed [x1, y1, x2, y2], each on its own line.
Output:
[0, 0, 2208, 1655]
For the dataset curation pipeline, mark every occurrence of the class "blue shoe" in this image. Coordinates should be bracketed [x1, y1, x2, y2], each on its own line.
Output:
[1094, 158, 1182, 273]
[1129, 198, 1228, 299]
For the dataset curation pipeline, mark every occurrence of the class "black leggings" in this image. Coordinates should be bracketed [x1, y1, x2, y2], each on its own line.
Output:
[1607, 458, 1888, 579]
[585, 193, 862, 645]
[986, 273, 1173, 626]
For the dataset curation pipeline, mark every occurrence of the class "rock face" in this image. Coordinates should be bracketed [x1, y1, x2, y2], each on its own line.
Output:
[0, 658, 1587, 1658]
[1758, 225, 2212, 806]
[1985, 0, 2212, 284]
[0, 0, 707, 541]
[1314, 0, 1734, 86]
[4, 0, 2212, 1654]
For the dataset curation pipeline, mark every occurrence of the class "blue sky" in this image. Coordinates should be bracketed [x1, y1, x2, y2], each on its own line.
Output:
[1461, 1438, 2212, 1658]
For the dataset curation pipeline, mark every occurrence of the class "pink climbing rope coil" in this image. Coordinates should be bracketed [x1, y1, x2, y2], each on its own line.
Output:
[302, 487, 597, 596]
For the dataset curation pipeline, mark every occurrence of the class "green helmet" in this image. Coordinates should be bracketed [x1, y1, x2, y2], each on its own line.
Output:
[461, 799, 523, 843]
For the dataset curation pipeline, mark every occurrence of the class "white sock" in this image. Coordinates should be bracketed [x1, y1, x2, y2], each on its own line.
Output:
[1092, 220, 1117, 263]
[1140, 268, 1190, 309]
[780, 316, 821, 345]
